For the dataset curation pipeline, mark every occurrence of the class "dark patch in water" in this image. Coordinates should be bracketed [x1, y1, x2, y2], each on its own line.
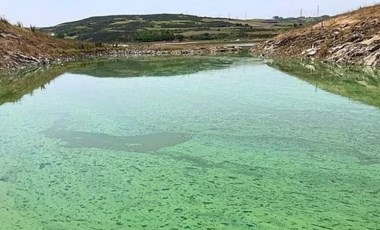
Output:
[39, 163, 52, 170]
[42, 128, 191, 153]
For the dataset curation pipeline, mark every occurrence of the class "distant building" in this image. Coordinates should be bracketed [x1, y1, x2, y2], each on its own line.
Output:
[272, 16, 283, 20]
[265, 19, 278, 23]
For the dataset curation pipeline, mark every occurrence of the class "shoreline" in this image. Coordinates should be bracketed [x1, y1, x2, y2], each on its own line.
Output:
[0, 43, 252, 72]
[251, 43, 380, 68]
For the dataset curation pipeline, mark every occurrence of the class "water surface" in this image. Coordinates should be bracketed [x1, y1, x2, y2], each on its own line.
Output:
[0, 57, 379, 229]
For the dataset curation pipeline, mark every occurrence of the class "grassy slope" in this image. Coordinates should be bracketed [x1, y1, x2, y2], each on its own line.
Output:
[41, 14, 326, 43]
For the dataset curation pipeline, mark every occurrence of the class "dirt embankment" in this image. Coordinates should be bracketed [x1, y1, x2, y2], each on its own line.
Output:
[253, 5, 380, 67]
[0, 20, 83, 69]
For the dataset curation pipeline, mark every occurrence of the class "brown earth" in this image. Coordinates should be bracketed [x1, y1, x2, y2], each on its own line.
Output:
[253, 4, 380, 67]
[0, 20, 87, 69]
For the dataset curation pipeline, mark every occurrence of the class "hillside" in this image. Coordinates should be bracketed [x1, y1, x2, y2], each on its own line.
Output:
[0, 19, 82, 69]
[41, 14, 327, 43]
[254, 5, 380, 67]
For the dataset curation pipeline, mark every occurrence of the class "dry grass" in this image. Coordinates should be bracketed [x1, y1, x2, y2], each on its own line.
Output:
[0, 20, 109, 69]
[253, 3, 380, 67]
[316, 4, 380, 28]
[0, 20, 77, 56]
[335, 3, 380, 19]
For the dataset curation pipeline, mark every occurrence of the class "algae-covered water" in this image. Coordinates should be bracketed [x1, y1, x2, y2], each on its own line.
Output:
[0, 57, 379, 229]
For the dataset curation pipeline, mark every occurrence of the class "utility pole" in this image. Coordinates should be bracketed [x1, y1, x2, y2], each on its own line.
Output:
[300, 8, 303, 17]
[317, 5, 320, 17]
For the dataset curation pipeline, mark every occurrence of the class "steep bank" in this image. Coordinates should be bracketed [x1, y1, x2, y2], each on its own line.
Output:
[0, 20, 82, 69]
[253, 5, 380, 67]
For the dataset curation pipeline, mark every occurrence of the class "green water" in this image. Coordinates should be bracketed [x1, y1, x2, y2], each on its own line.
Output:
[0, 57, 379, 230]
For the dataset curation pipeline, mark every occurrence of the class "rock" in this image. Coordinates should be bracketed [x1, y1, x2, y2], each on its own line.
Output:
[251, 5, 380, 67]
[368, 43, 380, 52]
[364, 51, 380, 66]
[305, 48, 318, 56]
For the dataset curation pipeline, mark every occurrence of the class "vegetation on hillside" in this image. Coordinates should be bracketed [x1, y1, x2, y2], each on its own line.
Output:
[0, 11, 330, 70]
[41, 14, 327, 43]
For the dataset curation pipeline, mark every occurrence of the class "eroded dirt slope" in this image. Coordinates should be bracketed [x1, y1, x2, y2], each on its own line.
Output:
[0, 20, 78, 69]
[254, 5, 380, 67]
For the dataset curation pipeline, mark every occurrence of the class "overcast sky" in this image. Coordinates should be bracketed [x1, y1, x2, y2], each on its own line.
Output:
[1, 0, 379, 27]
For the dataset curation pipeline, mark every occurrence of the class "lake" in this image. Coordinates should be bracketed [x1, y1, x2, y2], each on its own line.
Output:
[0, 57, 379, 229]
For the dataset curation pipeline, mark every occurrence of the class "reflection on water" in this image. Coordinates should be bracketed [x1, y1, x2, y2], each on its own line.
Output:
[0, 56, 379, 229]
[69, 56, 242, 78]
[270, 60, 380, 108]
[0, 67, 64, 106]
[0, 56, 254, 106]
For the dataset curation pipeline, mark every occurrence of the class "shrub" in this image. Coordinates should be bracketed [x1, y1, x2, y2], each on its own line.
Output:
[174, 34, 185, 42]
[135, 30, 175, 42]
[56, 33, 65, 39]
[0, 16, 9, 24]
[16, 21, 23, 28]
[30, 25, 38, 32]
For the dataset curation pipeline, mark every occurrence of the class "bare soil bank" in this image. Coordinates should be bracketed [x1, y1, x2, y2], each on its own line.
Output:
[252, 5, 380, 67]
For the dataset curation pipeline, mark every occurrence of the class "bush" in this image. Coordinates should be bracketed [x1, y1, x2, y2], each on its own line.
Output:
[0, 16, 9, 24]
[174, 34, 185, 42]
[30, 25, 38, 32]
[189, 33, 212, 40]
[56, 33, 65, 39]
[135, 30, 175, 42]
[16, 21, 23, 28]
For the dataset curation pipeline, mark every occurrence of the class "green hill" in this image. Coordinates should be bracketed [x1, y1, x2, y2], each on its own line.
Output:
[41, 14, 328, 43]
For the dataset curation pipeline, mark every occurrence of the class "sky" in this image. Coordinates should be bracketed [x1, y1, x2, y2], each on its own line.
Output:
[1, 0, 379, 27]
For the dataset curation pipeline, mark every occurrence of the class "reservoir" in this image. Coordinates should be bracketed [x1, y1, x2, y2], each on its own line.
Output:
[0, 57, 379, 229]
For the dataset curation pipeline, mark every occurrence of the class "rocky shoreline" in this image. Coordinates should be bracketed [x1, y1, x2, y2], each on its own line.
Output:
[252, 5, 380, 67]
[0, 45, 244, 71]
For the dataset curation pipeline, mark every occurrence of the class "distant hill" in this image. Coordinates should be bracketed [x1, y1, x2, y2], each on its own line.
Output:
[41, 14, 327, 43]
[254, 4, 380, 66]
